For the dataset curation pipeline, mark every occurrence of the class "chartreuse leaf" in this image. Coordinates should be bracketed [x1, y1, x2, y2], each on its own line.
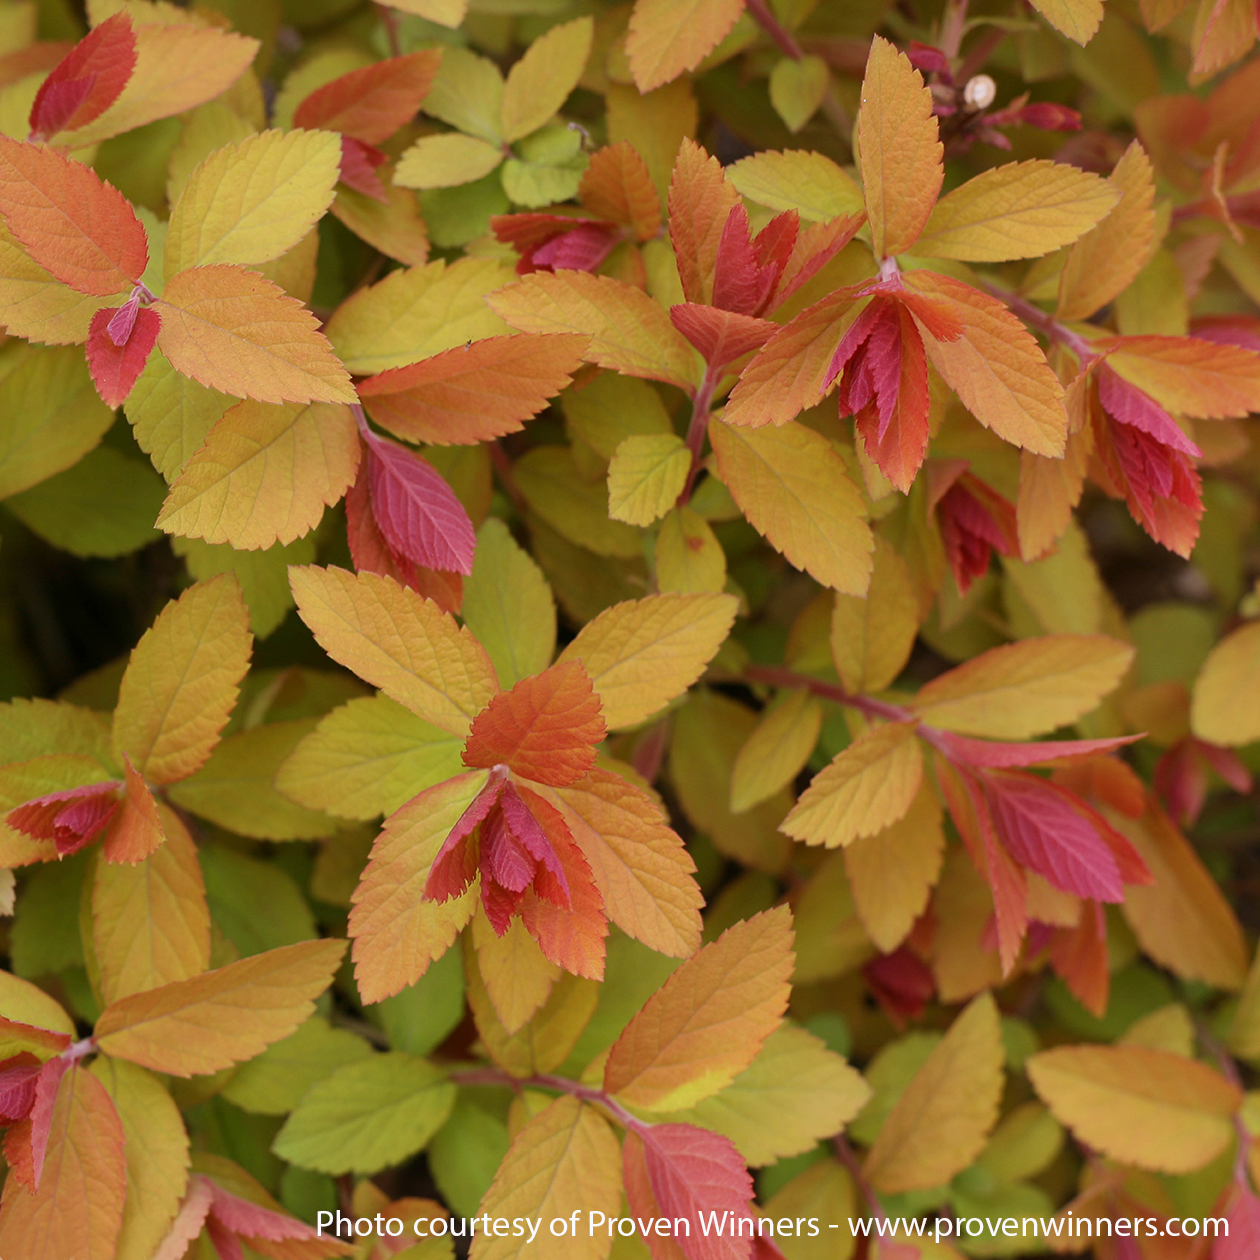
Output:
[1028, 0, 1103, 44]
[727, 149, 863, 221]
[557, 592, 737, 730]
[274, 1052, 456, 1175]
[370, 945, 466, 1058]
[0, 696, 112, 766]
[914, 159, 1118, 263]
[463, 518, 557, 690]
[423, 46, 504, 145]
[394, 133, 504, 190]
[0, 1064, 125, 1260]
[197, 844, 317, 957]
[607, 432, 690, 526]
[289, 566, 499, 737]
[275, 694, 465, 821]
[561, 371, 673, 461]
[863, 992, 1004, 1193]
[709, 418, 873, 596]
[661, 1025, 870, 1166]
[0, 345, 114, 499]
[472, 1096, 621, 1260]
[164, 129, 341, 275]
[111, 574, 252, 787]
[94, 938, 347, 1076]
[222, 1015, 375, 1115]
[762, 1160, 855, 1260]
[430, 1091, 511, 1218]
[603, 906, 793, 1111]
[1192, 619, 1260, 746]
[500, 17, 592, 144]
[782, 721, 923, 849]
[769, 55, 829, 133]
[908, 634, 1134, 739]
[1027, 1043, 1241, 1173]
[89, 1056, 189, 1260]
[856, 36, 942, 258]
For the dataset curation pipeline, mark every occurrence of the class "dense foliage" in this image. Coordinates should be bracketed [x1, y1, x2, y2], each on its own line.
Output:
[2, 0, 1260, 1257]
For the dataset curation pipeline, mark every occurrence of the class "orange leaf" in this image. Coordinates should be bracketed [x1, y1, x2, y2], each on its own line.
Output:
[626, 0, 745, 92]
[553, 767, 703, 957]
[99, 755, 164, 864]
[294, 51, 443, 144]
[0, 137, 147, 296]
[358, 333, 588, 445]
[0, 1063, 125, 1260]
[603, 905, 793, 1111]
[668, 139, 741, 307]
[904, 269, 1067, 457]
[579, 142, 661, 241]
[462, 660, 606, 787]
[93, 939, 347, 1076]
[722, 285, 867, 428]
[155, 265, 356, 405]
[857, 36, 943, 258]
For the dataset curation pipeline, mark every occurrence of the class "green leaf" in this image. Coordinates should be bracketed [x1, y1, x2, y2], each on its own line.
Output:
[273, 1052, 457, 1175]
[196, 843, 318, 957]
[429, 1090, 511, 1218]
[769, 55, 829, 133]
[369, 945, 467, 1057]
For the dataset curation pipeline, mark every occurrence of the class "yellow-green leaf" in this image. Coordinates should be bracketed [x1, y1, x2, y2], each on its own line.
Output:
[769, 55, 829, 134]
[1191, 619, 1260, 746]
[655, 505, 727, 594]
[501, 17, 593, 144]
[394, 133, 504, 190]
[731, 689, 823, 814]
[606, 432, 690, 527]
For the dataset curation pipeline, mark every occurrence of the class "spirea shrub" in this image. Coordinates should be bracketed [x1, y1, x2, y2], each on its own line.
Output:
[1, 0, 1260, 1258]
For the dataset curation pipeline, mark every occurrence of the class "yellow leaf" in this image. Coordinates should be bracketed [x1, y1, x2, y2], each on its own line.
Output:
[94, 938, 347, 1076]
[463, 517, 557, 689]
[857, 36, 942, 258]
[1119, 1004, 1196, 1057]
[844, 781, 944, 953]
[0, 970, 75, 1040]
[910, 634, 1134, 739]
[125, 348, 234, 483]
[393, 133, 504, 190]
[1057, 142, 1157, 321]
[92, 805, 210, 1004]
[830, 537, 918, 694]
[325, 257, 513, 375]
[726, 149, 864, 222]
[164, 129, 340, 276]
[470, 915, 562, 1042]
[1028, 0, 1104, 43]
[903, 269, 1067, 457]
[1191, 619, 1260, 746]
[111, 575, 252, 786]
[489, 270, 701, 390]
[661, 1025, 871, 1166]
[603, 906, 793, 1111]
[731, 690, 823, 813]
[655, 505, 727, 594]
[557, 592, 737, 729]
[470, 1096, 621, 1260]
[781, 721, 923, 849]
[863, 992, 1003, 1193]
[0, 1063, 125, 1260]
[348, 773, 483, 1004]
[501, 17, 593, 143]
[58, 21, 259, 147]
[709, 418, 872, 595]
[626, 0, 744, 92]
[607, 433, 691, 526]
[166, 100, 258, 209]
[914, 160, 1118, 263]
[155, 264, 357, 405]
[515, 446, 643, 559]
[1027, 1044, 1241, 1173]
[389, 0, 466, 24]
[1113, 803, 1249, 990]
[552, 768, 703, 959]
[289, 565, 498, 737]
[156, 400, 359, 550]
[90, 1058, 189, 1260]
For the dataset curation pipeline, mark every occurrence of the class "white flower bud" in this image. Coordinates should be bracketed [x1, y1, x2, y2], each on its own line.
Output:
[963, 74, 997, 111]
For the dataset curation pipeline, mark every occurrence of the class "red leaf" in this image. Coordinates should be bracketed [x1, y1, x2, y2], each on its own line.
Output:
[480, 781, 572, 932]
[7, 780, 122, 856]
[208, 1180, 324, 1242]
[338, 136, 388, 203]
[86, 303, 159, 407]
[27, 1055, 69, 1191]
[1218, 1186, 1260, 1260]
[936, 471, 1018, 594]
[100, 754, 165, 864]
[932, 731, 1141, 768]
[1097, 364, 1200, 456]
[711, 205, 782, 317]
[624, 1129, 689, 1260]
[293, 51, 442, 144]
[631, 1124, 757, 1260]
[462, 660, 606, 787]
[863, 946, 935, 1024]
[358, 333, 587, 445]
[29, 12, 136, 140]
[773, 213, 866, 309]
[0, 136, 147, 295]
[424, 773, 506, 904]
[0, 1054, 41, 1123]
[361, 424, 476, 575]
[982, 770, 1125, 902]
[670, 304, 777, 368]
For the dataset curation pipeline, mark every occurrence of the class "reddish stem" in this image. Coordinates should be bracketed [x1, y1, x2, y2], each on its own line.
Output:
[744, 0, 803, 59]
[678, 364, 721, 506]
[744, 664, 913, 725]
[448, 1065, 650, 1133]
[984, 283, 1096, 362]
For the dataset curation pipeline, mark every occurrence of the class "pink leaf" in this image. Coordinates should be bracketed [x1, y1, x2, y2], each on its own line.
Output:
[0, 1054, 41, 1122]
[339, 135, 389, 204]
[86, 304, 159, 408]
[153, 1177, 215, 1260]
[711, 205, 781, 316]
[361, 425, 476, 575]
[208, 1181, 323, 1241]
[424, 772, 507, 903]
[28, 1055, 69, 1191]
[7, 780, 123, 855]
[1218, 1187, 1260, 1260]
[932, 731, 1141, 768]
[1097, 364, 1200, 456]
